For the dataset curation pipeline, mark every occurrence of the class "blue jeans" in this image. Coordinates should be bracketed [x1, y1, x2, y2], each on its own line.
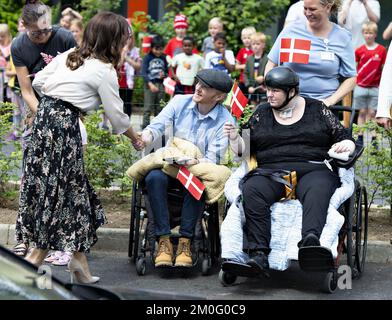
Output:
[145, 169, 205, 238]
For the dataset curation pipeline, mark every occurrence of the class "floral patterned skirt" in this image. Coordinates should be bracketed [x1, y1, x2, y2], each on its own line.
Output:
[16, 96, 107, 252]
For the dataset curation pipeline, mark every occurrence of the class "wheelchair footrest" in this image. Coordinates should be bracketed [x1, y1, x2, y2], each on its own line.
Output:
[298, 246, 334, 272]
[221, 260, 260, 278]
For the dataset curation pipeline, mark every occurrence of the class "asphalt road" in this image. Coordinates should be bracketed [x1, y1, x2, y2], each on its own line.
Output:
[47, 250, 392, 300]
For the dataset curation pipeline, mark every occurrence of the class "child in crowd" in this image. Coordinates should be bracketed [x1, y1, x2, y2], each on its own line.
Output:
[170, 35, 204, 95]
[141, 35, 168, 128]
[235, 26, 256, 94]
[202, 17, 224, 58]
[119, 35, 142, 117]
[353, 21, 387, 146]
[70, 19, 83, 46]
[165, 14, 197, 60]
[204, 32, 235, 74]
[244, 32, 269, 107]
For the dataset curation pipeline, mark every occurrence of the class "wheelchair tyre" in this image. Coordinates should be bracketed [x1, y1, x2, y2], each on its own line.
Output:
[132, 185, 143, 263]
[202, 258, 211, 276]
[218, 270, 237, 287]
[322, 271, 337, 294]
[136, 257, 146, 276]
[353, 186, 368, 277]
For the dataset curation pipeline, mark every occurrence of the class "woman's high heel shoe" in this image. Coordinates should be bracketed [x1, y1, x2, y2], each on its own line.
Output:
[68, 257, 100, 284]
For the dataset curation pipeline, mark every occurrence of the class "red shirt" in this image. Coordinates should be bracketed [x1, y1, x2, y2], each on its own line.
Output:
[164, 37, 199, 58]
[118, 64, 127, 89]
[236, 47, 253, 84]
[355, 44, 387, 88]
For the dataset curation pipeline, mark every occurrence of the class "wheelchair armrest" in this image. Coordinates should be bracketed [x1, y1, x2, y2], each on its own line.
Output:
[333, 142, 364, 169]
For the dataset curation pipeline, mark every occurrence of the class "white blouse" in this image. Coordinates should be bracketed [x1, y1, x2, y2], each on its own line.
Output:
[376, 45, 392, 119]
[32, 48, 130, 134]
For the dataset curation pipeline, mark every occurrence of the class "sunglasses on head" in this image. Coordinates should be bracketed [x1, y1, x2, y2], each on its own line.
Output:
[30, 27, 52, 38]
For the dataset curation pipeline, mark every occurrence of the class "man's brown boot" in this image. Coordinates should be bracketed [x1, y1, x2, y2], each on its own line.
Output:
[155, 236, 173, 267]
[174, 237, 192, 267]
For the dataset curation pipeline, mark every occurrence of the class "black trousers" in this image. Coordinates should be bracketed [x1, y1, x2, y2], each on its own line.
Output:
[119, 88, 133, 117]
[242, 162, 340, 253]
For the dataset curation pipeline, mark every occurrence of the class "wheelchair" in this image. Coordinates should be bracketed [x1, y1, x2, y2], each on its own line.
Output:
[128, 177, 221, 276]
[219, 106, 369, 293]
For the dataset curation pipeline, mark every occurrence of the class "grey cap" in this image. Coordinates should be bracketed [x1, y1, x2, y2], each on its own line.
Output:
[195, 69, 233, 93]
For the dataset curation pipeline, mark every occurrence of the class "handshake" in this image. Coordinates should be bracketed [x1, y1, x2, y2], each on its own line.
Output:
[131, 130, 152, 151]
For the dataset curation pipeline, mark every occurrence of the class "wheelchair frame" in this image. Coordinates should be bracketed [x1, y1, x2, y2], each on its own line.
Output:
[128, 179, 221, 276]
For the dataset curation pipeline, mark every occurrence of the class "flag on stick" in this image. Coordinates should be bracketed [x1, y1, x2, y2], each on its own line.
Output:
[176, 166, 205, 200]
[163, 77, 177, 96]
[230, 80, 249, 120]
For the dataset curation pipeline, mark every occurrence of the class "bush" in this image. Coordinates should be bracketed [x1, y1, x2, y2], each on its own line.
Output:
[354, 121, 392, 220]
[83, 108, 140, 196]
[0, 102, 22, 203]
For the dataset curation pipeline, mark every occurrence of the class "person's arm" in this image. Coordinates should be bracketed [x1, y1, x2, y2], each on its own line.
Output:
[222, 50, 235, 73]
[363, 0, 380, 23]
[264, 59, 277, 76]
[382, 22, 392, 41]
[376, 46, 392, 130]
[125, 55, 142, 72]
[97, 68, 132, 135]
[322, 76, 356, 107]
[62, 7, 83, 20]
[15, 66, 39, 114]
[141, 94, 181, 144]
[243, 58, 252, 88]
[322, 103, 355, 154]
[223, 122, 246, 157]
[338, 0, 352, 26]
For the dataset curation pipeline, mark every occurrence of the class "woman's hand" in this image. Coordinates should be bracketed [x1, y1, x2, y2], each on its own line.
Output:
[332, 140, 355, 155]
[376, 117, 391, 130]
[223, 122, 239, 141]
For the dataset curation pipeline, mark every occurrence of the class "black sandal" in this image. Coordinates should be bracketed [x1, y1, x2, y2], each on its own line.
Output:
[13, 243, 29, 257]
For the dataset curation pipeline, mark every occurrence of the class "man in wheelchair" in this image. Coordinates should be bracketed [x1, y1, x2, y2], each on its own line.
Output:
[222, 67, 356, 277]
[137, 69, 235, 268]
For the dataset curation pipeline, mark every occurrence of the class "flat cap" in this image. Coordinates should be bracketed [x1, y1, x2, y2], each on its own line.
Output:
[195, 69, 233, 93]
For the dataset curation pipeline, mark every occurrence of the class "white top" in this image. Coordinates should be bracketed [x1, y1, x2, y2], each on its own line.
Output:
[285, 1, 306, 25]
[204, 50, 235, 73]
[32, 48, 131, 134]
[376, 45, 392, 119]
[171, 53, 204, 86]
[339, 0, 380, 49]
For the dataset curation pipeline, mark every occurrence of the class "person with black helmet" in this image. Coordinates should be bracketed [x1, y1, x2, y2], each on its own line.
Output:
[138, 69, 235, 268]
[223, 66, 355, 276]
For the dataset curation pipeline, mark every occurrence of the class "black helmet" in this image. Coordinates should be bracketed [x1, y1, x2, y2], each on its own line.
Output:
[264, 66, 299, 92]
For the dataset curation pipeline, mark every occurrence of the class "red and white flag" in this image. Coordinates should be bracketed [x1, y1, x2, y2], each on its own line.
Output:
[163, 77, 176, 96]
[176, 166, 205, 200]
[230, 80, 248, 120]
[280, 38, 311, 64]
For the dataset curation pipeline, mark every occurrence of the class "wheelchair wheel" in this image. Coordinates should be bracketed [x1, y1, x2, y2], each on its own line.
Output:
[353, 185, 368, 277]
[218, 269, 237, 287]
[136, 257, 146, 276]
[322, 271, 338, 294]
[130, 182, 142, 263]
[202, 258, 211, 276]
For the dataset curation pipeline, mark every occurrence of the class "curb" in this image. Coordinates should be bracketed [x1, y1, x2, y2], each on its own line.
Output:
[1, 223, 392, 264]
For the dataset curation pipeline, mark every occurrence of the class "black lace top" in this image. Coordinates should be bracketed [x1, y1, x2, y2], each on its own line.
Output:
[242, 97, 354, 165]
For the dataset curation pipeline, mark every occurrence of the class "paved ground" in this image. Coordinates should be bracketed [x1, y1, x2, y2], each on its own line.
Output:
[47, 250, 392, 300]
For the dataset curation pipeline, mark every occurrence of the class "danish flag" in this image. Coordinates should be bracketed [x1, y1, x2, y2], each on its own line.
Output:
[176, 166, 205, 200]
[163, 77, 177, 96]
[230, 81, 249, 120]
[280, 38, 311, 64]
